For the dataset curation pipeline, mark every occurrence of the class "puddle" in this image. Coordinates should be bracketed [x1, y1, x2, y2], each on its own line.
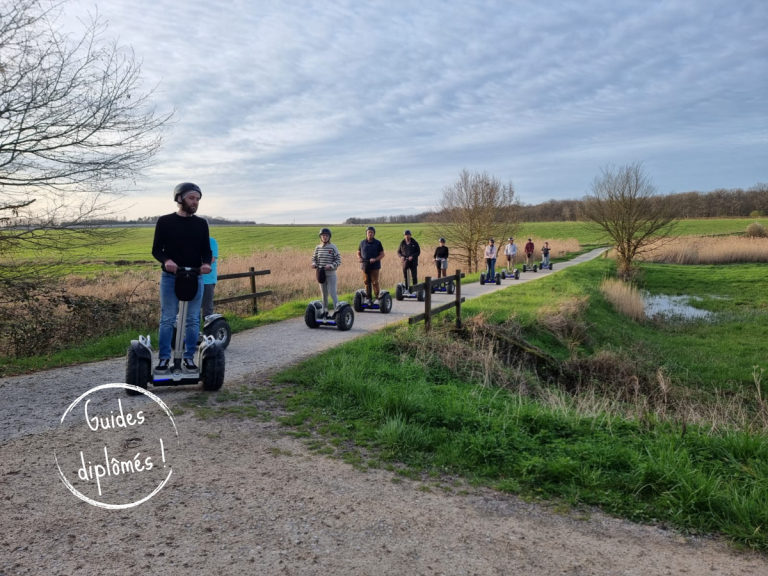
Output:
[643, 293, 714, 320]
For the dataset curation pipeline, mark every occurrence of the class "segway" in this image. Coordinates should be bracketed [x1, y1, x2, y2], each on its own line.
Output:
[354, 262, 392, 313]
[500, 268, 520, 280]
[126, 267, 225, 395]
[203, 314, 232, 348]
[521, 258, 538, 273]
[539, 261, 554, 271]
[396, 266, 425, 301]
[479, 261, 502, 286]
[431, 258, 455, 293]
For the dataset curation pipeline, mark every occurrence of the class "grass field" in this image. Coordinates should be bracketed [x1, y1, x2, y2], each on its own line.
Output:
[8, 218, 768, 265]
[216, 256, 768, 551]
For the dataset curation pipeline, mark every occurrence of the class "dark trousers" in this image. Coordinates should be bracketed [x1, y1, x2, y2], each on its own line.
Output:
[202, 283, 216, 319]
[403, 260, 418, 286]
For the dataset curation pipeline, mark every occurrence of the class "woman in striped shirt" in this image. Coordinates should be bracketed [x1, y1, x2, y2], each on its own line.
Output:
[311, 227, 342, 317]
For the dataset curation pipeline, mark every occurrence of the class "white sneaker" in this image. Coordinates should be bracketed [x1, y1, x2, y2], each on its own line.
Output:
[364, 298, 373, 306]
[374, 298, 380, 306]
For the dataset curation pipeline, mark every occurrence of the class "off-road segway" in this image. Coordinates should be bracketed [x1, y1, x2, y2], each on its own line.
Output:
[539, 260, 554, 271]
[126, 267, 225, 395]
[521, 257, 538, 273]
[203, 314, 232, 348]
[396, 266, 425, 301]
[431, 258, 455, 294]
[305, 300, 354, 329]
[479, 261, 502, 286]
[500, 268, 520, 280]
[354, 262, 392, 313]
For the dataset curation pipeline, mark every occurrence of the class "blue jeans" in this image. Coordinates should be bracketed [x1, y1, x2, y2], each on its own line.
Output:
[159, 272, 203, 359]
[486, 258, 496, 279]
[543, 254, 550, 266]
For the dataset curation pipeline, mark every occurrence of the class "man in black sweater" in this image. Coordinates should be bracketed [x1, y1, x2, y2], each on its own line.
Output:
[151, 182, 212, 372]
[397, 230, 421, 287]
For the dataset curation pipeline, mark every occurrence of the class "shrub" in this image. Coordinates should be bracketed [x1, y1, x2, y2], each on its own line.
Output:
[745, 222, 767, 238]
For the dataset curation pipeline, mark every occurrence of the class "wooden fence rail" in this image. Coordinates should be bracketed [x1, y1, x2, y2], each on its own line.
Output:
[213, 268, 271, 315]
[408, 270, 465, 332]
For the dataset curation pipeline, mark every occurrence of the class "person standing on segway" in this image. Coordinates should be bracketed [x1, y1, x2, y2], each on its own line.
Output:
[397, 230, 421, 290]
[311, 228, 342, 318]
[152, 183, 212, 373]
[504, 237, 517, 273]
[202, 233, 219, 320]
[542, 242, 551, 268]
[357, 226, 385, 304]
[484, 238, 498, 280]
[434, 238, 449, 279]
[524, 238, 535, 269]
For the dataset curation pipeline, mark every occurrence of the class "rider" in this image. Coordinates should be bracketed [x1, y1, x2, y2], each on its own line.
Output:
[311, 227, 342, 317]
[151, 182, 212, 373]
[397, 229, 421, 289]
[542, 241, 551, 268]
[504, 237, 517, 273]
[484, 238, 497, 280]
[433, 238, 449, 279]
[357, 226, 385, 304]
[201, 232, 219, 320]
[524, 238, 535, 268]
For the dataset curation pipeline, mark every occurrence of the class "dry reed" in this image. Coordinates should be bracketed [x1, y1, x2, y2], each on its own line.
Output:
[641, 235, 768, 264]
[599, 278, 646, 321]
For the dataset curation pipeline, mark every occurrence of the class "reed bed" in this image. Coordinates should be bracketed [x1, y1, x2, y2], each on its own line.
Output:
[641, 235, 768, 264]
[599, 278, 646, 321]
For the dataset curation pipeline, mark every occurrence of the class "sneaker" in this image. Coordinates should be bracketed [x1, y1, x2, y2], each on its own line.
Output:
[182, 358, 198, 372]
[155, 358, 170, 372]
[374, 298, 380, 306]
[364, 298, 373, 306]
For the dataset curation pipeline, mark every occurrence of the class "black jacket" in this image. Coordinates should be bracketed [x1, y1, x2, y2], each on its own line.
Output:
[397, 238, 421, 262]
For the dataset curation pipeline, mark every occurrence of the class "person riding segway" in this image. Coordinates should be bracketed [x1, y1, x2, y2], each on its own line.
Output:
[126, 182, 225, 395]
[199, 232, 232, 348]
[522, 238, 538, 273]
[354, 226, 392, 313]
[541, 241, 554, 270]
[306, 228, 354, 330]
[480, 238, 501, 285]
[501, 237, 520, 280]
[431, 238, 454, 293]
[396, 229, 424, 301]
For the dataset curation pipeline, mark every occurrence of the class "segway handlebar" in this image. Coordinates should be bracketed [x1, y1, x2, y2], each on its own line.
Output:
[162, 265, 202, 275]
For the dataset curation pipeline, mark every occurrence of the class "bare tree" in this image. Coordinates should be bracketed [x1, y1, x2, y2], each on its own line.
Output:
[580, 163, 676, 278]
[0, 0, 173, 285]
[430, 169, 519, 272]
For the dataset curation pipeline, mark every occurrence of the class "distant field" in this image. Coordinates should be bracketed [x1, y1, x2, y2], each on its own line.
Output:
[7, 218, 768, 264]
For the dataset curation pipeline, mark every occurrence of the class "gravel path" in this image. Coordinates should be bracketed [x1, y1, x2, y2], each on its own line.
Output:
[3, 247, 765, 575]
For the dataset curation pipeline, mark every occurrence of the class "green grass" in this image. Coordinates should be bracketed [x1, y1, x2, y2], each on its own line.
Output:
[8, 218, 768, 266]
[260, 256, 768, 551]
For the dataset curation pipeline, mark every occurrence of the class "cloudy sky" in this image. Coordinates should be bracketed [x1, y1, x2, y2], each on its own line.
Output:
[63, 0, 767, 223]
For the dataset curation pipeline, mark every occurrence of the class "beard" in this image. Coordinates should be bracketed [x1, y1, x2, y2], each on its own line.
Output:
[181, 198, 198, 214]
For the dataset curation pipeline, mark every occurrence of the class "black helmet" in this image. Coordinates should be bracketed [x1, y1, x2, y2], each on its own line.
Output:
[404, 229, 412, 236]
[439, 238, 445, 243]
[489, 238, 494, 243]
[319, 227, 332, 239]
[174, 182, 202, 203]
[366, 226, 376, 233]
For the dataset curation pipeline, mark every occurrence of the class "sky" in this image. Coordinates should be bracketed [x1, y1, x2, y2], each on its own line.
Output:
[61, 0, 767, 223]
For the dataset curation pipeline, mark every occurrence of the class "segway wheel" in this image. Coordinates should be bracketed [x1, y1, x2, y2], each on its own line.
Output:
[205, 318, 232, 349]
[447, 280, 455, 295]
[549, 263, 554, 270]
[522, 264, 527, 272]
[353, 291, 364, 312]
[125, 348, 150, 396]
[514, 269, 520, 280]
[202, 347, 225, 391]
[480, 273, 485, 285]
[417, 290, 425, 302]
[396, 284, 404, 301]
[533, 265, 538, 273]
[305, 304, 319, 328]
[379, 293, 392, 314]
[336, 306, 354, 331]
[501, 270, 506, 280]
[495, 273, 501, 285]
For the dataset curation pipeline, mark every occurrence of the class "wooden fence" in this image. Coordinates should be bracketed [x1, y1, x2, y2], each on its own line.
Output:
[213, 268, 271, 315]
[408, 270, 466, 332]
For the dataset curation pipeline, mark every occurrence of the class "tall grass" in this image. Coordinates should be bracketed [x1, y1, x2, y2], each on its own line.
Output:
[643, 235, 768, 264]
[599, 278, 645, 321]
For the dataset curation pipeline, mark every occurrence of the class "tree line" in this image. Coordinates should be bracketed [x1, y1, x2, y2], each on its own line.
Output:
[345, 183, 768, 225]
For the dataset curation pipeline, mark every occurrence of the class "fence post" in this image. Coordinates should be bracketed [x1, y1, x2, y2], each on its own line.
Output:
[249, 266, 258, 315]
[424, 276, 432, 333]
[455, 269, 462, 329]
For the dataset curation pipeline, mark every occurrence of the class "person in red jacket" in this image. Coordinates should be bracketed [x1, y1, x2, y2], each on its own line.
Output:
[524, 238, 535, 268]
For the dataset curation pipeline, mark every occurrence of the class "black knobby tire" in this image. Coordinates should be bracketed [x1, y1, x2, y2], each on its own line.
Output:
[549, 263, 554, 270]
[353, 291, 364, 312]
[125, 348, 150, 396]
[336, 306, 354, 331]
[417, 290, 425, 302]
[533, 265, 538, 273]
[447, 281, 455, 295]
[205, 318, 232, 349]
[495, 274, 501, 285]
[202, 347, 225, 391]
[396, 284, 404, 301]
[515, 270, 520, 280]
[479, 273, 485, 285]
[379, 294, 392, 314]
[305, 304, 318, 328]
[501, 270, 506, 279]
[522, 264, 527, 272]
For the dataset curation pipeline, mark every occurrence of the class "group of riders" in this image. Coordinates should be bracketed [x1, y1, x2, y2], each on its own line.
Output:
[151, 182, 553, 372]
